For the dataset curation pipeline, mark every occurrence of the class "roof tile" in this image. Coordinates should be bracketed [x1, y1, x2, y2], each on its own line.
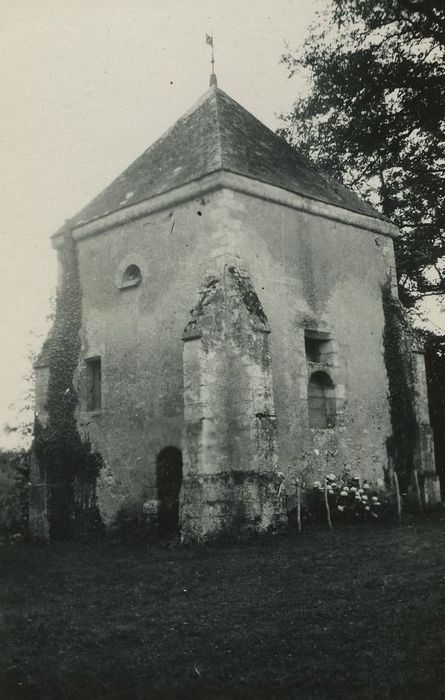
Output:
[68, 86, 386, 229]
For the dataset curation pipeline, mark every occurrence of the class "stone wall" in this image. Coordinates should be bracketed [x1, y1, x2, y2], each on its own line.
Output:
[70, 193, 234, 525]
[33, 183, 439, 533]
[214, 190, 396, 492]
[180, 264, 285, 540]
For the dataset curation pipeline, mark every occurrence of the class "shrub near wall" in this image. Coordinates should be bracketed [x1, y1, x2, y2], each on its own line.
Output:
[0, 450, 29, 539]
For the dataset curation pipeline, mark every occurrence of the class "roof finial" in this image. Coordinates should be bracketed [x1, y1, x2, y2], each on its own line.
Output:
[206, 33, 217, 87]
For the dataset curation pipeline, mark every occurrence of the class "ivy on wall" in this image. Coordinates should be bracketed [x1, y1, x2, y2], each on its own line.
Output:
[34, 228, 104, 540]
[423, 333, 445, 497]
[381, 280, 418, 491]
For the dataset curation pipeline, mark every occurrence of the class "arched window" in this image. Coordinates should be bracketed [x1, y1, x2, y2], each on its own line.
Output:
[308, 371, 336, 429]
[120, 264, 142, 289]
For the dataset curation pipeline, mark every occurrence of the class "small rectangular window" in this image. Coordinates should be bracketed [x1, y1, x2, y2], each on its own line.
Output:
[304, 330, 333, 364]
[85, 357, 102, 411]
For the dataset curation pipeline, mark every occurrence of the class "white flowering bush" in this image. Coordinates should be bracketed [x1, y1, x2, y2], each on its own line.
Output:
[306, 473, 391, 523]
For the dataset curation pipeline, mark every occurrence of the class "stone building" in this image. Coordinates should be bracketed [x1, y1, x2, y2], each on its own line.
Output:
[30, 79, 441, 541]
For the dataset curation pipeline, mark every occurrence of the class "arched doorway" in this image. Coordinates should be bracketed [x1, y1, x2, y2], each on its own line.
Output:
[156, 447, 183, 536]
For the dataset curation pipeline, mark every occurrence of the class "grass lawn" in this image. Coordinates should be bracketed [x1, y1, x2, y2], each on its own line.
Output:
[1, 518, 445, 699]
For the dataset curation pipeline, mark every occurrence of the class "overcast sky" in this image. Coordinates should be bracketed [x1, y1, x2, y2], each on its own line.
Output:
[1, 0, 323, 448]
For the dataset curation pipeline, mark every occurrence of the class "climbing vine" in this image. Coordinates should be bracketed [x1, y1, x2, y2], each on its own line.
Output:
[34, 228, 104, 540]
[424, 333, 445, 497]
[381, 280, 418, 492]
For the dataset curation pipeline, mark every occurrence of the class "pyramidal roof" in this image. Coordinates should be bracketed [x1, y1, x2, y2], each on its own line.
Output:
[68, 85, 386, 229]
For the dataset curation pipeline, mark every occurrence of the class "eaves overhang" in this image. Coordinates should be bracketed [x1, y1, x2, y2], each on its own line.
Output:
[51, 170, 398, 249]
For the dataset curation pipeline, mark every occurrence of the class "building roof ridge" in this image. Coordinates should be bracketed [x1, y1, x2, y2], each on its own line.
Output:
[212, 87, 223, 171]
[52, 83, 389, 235]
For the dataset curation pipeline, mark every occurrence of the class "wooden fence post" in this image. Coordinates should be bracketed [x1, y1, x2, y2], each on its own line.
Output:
[394, 471, 402, 524]
[296, 482, 302, 533]
[324, 478, 333, 530]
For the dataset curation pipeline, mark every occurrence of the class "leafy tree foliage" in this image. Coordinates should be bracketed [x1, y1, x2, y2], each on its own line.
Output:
[0, 450, 29, 536]
[279, 0, 444, 308]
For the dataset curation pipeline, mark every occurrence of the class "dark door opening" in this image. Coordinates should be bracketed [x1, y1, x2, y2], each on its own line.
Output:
[156, 447, 183, 536]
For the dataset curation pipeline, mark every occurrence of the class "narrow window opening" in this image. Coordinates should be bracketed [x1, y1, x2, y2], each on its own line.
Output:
[85, 357, 102, 411]
[304, 330, 333, 364]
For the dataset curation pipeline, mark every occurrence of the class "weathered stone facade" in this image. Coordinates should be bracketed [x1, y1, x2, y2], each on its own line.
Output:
[180, 263, 286, 540]
[31, 85, 441, 541]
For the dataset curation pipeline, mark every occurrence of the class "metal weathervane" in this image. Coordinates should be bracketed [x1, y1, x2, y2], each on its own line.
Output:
[206, 33, 217, 87]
